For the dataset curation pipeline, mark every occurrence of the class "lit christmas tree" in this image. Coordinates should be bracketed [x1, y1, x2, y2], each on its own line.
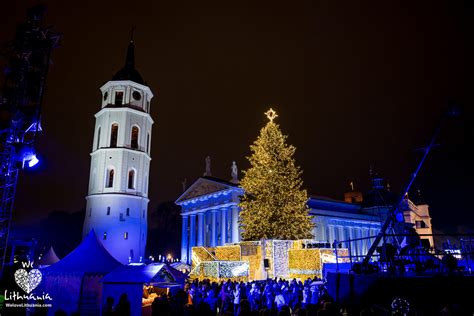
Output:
[239, 109, 314, 240]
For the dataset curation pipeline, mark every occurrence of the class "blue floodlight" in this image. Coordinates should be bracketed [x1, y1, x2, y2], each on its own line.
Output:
[28, 155, 39, 168]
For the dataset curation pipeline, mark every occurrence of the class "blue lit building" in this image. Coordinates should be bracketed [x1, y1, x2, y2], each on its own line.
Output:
[177, 174, 432, 264]
[176, 177, 243, 264]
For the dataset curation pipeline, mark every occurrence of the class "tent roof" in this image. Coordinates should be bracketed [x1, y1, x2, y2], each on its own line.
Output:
[171, 261, 191, 271]
[102, 263, 186, 285]
[42, 230, 122, 274]
[37, 246, 60, 266]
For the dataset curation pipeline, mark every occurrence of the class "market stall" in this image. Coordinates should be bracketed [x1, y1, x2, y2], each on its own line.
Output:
[101, 263, 186, 315]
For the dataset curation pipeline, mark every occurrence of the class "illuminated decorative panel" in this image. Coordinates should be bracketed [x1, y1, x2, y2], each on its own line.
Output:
[320, 248, 350, 264]
[215, 245, 241, 261]
[190, 261, 249, 282]
[240, 242, 262, 280]
[263, 240, 274, 279]
[273, 240, 293, 278]
[292, 239, 304, 249]
[288, 249, 322, 279]
[190, 240, 348, 282]
[218, 261, 249, 278]
[203, 261, 219, 278]
[191, 246, 216, 269]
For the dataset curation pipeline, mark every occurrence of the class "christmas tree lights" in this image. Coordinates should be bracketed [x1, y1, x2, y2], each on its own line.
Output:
[239, 108, 314, 241]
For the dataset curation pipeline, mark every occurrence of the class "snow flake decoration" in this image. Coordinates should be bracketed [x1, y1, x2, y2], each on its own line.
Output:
[14, 268, 42, 293]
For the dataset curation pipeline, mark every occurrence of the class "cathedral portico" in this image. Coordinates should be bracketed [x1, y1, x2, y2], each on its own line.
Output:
[176, 176, 243, 264]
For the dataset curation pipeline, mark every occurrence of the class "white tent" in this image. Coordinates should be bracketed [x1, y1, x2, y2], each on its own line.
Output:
[39, 230, 122, 315]
[171, 261, 191, 273]
[37, 246, 60, 267]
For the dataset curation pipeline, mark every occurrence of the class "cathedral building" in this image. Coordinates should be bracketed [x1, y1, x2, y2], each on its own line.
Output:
[82, 40, 153, 264]
[177, 164, 434, 264]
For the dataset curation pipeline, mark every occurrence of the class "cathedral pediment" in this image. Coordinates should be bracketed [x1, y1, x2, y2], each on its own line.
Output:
[176, 177, 237, 204]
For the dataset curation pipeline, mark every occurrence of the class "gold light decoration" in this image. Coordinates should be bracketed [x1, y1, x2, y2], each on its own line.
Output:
[288, 249, 322, 279]
[241, 243, 262, 280]
[320, 248, 350, 263]
[190, 240, 349, 282]
[191, 246, 216, 269]
[215, 245, 241, 261]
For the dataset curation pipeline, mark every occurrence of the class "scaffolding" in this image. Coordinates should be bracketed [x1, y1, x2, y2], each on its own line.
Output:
[0, 5, 59, 278]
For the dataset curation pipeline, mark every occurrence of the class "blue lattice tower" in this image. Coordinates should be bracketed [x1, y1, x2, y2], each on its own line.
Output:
[0, 5, 59, 278]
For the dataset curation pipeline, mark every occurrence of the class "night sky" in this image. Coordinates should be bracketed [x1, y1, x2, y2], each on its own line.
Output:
[1, 1, 473, 234]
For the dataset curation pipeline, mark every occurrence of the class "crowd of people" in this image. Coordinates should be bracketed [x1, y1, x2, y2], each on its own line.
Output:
[147, 278, 344, 316]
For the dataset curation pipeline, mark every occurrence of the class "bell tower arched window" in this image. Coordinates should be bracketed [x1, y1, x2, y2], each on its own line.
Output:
[128, 169, 135, 189]
[131, 126, 139, 149]
[110, 123, 118, 147]
[106, 169, 115, 188]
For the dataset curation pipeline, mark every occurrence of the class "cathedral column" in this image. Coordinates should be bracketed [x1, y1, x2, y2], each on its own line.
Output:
[197, 212, 205, 246]
[211, 210, 217, 247]
[348, 226, 355, 258]
[231, 205, 239, 243]
[328, 225, 335, 246]
[338, 226, 345, 242]
[226, 208, 232, 243]
[357, 229, 364, 258]
[368, 228, 375, 248]
[181, 215, 189, 263]
[361, 228, 369, 255]
[221, 208, 227, 246]
[189, 214, 196, 250]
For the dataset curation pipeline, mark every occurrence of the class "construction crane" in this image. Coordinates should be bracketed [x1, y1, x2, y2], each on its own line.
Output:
[362, 105, 461, 267]
[0, 5, 59, 278]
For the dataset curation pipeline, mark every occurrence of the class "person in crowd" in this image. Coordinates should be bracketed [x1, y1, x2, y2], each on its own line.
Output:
[274, 288, 286, 311]
[301, 286, 309, 309]
[233, 283, 241, 315]
[103, 296, 114, 316]
[309, 282, 319, 305]
[114, 293, 131, 316]
[204, 289, 219, 314]
[264, 283, 274, 310]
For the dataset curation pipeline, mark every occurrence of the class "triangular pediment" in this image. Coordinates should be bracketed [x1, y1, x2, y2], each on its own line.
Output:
[176, 177, 235, 203]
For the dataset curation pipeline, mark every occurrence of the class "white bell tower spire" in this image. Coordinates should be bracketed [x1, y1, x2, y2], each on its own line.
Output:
[82, 39, 154, 264]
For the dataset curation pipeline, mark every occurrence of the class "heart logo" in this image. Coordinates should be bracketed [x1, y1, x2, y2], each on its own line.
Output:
[14, 268, 42, 293]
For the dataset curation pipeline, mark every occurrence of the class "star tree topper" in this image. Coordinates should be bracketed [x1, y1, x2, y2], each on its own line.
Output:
[265, 108, 278, 122]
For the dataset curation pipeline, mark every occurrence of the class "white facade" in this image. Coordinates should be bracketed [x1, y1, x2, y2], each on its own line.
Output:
[403, 200, 434, 248]
[176, 177, 243, 264]
[83, 77, 154, 264]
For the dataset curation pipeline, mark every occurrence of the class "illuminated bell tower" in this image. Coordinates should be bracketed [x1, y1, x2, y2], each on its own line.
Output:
[82, 40, 153, 264]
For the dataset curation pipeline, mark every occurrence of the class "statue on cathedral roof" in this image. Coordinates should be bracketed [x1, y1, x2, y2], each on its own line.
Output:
[203, 156, 212, 177]
[231, 161, 238, 184]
